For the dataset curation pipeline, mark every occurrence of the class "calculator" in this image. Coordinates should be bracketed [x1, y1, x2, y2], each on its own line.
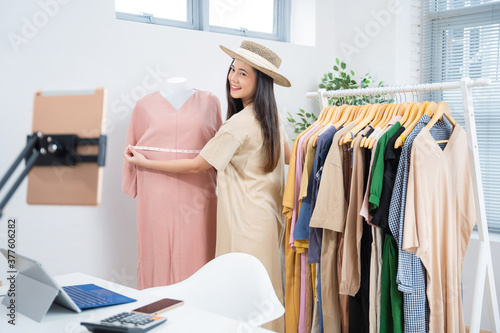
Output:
[81, 312, 167, 332]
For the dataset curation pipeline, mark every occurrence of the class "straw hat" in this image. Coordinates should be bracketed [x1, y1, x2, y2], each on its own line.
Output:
[220, 40, 291, 87]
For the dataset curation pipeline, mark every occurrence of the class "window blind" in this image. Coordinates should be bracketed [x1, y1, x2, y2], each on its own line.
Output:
[421, 0, 500, 232]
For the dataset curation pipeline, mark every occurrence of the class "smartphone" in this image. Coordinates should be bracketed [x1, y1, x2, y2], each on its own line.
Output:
[131, 298, 184, 315]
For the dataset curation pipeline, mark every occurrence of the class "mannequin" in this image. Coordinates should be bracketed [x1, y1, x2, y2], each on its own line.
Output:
[123, 81, 222, 289]
[159, 77, 196, 111]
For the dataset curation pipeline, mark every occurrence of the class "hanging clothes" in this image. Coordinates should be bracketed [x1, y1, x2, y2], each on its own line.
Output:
[388, 115, 452, 332]
[283, 124, 314, 333]
[310, 123, 356, 333]
[122, 90, 222, 289]
[284, 97, 478, 333]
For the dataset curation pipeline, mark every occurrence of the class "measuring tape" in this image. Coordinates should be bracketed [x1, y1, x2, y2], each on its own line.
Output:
[132, 146, 201, 154]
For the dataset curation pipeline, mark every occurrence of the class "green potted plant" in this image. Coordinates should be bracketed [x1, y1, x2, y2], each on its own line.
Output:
[287, 58, 392, 135]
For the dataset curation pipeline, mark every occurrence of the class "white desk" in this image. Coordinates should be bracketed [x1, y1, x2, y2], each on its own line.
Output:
[0, 272, 275, 332]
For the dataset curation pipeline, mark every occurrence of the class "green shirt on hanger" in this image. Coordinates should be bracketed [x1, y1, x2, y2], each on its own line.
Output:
[368, 121, 402, 216]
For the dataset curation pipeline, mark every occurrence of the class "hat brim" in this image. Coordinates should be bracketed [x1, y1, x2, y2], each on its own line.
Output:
[220, 45, 291, 88]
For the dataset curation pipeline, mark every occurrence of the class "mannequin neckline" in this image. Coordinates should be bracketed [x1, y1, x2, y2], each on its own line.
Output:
[156, 89, 198, 111]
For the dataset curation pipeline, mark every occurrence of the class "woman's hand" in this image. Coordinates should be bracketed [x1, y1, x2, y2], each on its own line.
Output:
[124, 145, 147, 166]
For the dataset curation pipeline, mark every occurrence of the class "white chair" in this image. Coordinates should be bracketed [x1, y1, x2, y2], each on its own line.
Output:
[143, 252, 284, 327]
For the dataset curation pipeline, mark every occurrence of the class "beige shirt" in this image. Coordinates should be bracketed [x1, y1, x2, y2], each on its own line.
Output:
[200, 105, 287, 332]
[310, 122, 356, 231]
[403, 125, 475, 333]
[340, 129, 368, 295]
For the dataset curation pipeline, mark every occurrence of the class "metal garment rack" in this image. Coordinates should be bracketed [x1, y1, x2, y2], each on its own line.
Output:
[306, 77, 499, 332]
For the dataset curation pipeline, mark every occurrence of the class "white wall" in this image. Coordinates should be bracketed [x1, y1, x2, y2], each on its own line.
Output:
[0, 0, 333, 287]
[0, 0, 498, 330]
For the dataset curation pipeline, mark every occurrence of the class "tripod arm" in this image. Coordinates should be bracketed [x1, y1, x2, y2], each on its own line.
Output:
[0, 133, 42, 218]
[0, 132, 107, 219]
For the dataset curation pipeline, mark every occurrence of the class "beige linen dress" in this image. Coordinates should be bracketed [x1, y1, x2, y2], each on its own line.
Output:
[403, 125, 476, 333]
[200, 104, 287, 332]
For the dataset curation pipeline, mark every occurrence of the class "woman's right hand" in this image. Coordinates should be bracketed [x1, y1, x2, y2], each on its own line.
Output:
[124, 145, 147, 166]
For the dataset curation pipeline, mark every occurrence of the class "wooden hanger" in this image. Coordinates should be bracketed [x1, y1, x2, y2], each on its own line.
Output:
[424, 101, 457, 143]
[353, 105, 370, 124]
[402, 102, 421, 128]
[397, 102, 408, 117]
[315, 106, 331, 123]
[424, 101, 437, 117]
[398, 102, 414, 125]
[351, 104, 361, 121]
[364, 103, 398, 148]
[333, 105, 355, 129]
[394, 102, 427, 148]
[359, 104, 389, 147]
[378, 103, 398, 130]
[367, 103, 401, 149]
[341, 105, 371, 146]
[369, 103, 387, 128]
[312, 104, 349, 146]
[316, 106, 336, 125]
[346, 105, 357, 123]
[365, 103, 400, 149]
[330, 105, 345, 124]
[340, 104, 382, 145]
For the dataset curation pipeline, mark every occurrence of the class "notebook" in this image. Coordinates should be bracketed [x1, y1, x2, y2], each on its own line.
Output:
[0, 248, 136, 322]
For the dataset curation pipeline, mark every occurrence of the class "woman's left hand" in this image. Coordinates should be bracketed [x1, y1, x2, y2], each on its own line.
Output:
[124, 145, 147, 166]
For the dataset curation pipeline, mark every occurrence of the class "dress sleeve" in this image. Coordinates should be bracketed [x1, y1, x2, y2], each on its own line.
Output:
[402, 141, 426, 258]
[122, 103, 142, 198]
[200, 130, 241, 171]
[210, 93, 223, 132]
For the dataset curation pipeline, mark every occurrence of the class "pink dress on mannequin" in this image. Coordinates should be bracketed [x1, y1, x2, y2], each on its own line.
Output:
[122, 89, 222, 290]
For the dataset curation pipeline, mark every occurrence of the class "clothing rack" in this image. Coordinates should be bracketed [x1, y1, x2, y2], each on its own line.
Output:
[306, 77, 499, 332]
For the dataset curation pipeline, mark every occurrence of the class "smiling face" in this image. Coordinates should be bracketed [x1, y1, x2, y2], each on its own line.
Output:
[228, 59, 258, 108]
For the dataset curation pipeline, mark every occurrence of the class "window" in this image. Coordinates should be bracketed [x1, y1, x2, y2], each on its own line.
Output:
[115, 0, 194, 29]
[421, 0, 500, 232]
[115, 0, 290, 42]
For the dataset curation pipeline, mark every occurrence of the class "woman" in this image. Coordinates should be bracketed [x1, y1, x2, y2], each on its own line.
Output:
[124, 40, 291, 331]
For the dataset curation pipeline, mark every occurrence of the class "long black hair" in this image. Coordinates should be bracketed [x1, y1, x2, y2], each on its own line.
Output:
[225, 61, 281, 173]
